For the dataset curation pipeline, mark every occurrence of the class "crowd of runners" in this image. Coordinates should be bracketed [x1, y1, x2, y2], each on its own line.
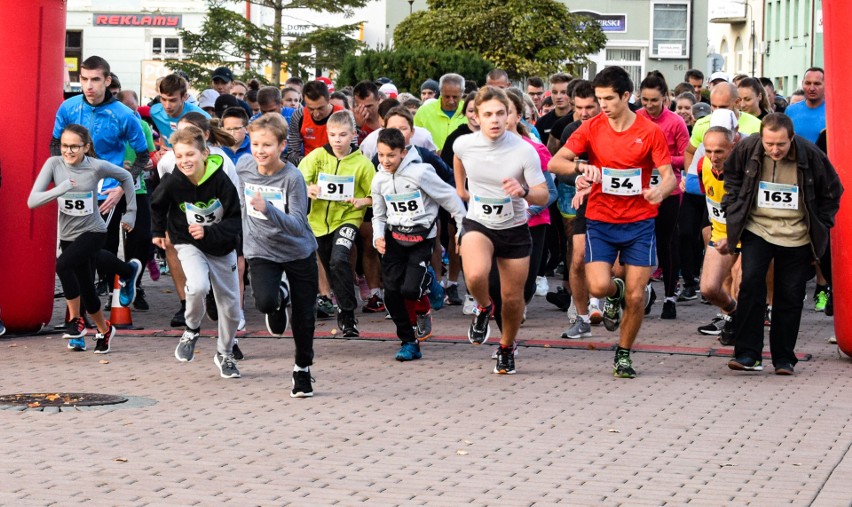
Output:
[20, 56, 842, 396]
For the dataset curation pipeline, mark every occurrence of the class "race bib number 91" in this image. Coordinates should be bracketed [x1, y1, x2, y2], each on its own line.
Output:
[602, 168, 642, 196]
[60, 191, 94, 216]
[185, 200, 224, 226]
[757, 182, 798, 210]
[385, 191, 426, 219]
[317, 173, 355, 201]
[471, 195, 514, 224]
[245, 183, 286, 220]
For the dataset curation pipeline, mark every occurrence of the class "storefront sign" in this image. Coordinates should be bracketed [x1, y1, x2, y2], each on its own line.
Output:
[93, 14, 182, 28]
[573, 11, 627, 33]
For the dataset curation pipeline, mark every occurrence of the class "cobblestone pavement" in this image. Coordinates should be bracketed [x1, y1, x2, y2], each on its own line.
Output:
[1, 273, 849, 505]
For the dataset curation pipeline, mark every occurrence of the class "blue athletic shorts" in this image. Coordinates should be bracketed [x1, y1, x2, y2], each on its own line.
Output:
[585, 218, 656, 267]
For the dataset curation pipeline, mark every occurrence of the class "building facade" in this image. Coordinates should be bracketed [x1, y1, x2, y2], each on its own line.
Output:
[762, 0, 823, 95]
[707, 0, 765, 78]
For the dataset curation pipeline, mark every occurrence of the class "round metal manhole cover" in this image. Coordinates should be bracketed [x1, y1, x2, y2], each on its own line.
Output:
[0, 393, 128, 409]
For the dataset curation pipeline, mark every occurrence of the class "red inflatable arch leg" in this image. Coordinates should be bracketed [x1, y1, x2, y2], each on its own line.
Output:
[0, 1, 65, 333]
[824, 0, 852, 356]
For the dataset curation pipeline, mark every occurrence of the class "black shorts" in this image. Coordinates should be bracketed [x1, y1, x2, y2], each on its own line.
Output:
[460, 218, 532, 259]
[572, 202, 587, 236]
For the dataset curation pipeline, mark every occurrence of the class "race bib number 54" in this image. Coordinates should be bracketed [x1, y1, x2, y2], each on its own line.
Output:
[602, 168, 642, 196]
[318, 173, 355, 201]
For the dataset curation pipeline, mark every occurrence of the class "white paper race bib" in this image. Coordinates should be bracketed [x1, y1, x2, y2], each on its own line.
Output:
[602, 168, 642, 196]
[59, 191, 94, 216]
[245, 183, 286, 220]
[757, 181, 798, 210]
[184, 200, 224, 226]
[649, 169, 661, 187]
[385, 191, 426, 219]
[471, 195, 514, 224]
[317, 173, 355, 201]
[706, 198, 726, 224]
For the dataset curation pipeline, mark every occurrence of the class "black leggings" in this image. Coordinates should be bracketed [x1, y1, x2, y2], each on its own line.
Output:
[58, 232, 130, 314]
[678, 193, 705, 289]
[98, 196, 126, 284]
[124, 192, 152, 286]
[315, 224, 359, 313]
[381, 236, 434, 343]
[655, 195, 681, 298]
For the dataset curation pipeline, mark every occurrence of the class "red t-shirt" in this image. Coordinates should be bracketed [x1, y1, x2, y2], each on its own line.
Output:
[302, 104, 344, 156]
[565, 113, 672, 224]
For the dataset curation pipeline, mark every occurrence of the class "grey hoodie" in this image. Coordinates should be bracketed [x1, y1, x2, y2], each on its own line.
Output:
[371, 147, 466, 248]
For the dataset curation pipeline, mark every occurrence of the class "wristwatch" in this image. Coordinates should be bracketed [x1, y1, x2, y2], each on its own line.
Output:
[521, 185, 530, 198]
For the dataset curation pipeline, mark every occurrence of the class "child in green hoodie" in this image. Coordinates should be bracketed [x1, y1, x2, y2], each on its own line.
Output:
[299, 110, 374, 337]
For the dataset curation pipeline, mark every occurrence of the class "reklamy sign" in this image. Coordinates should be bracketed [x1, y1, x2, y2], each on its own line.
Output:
[93, 13, 182, 28]
[573, 11, 627, 33]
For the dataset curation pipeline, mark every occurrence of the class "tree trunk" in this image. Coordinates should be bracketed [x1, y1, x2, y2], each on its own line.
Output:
[271, 0, 283, 87]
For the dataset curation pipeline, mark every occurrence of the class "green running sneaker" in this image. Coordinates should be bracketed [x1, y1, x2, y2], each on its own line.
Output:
[613, 349, 636, 378]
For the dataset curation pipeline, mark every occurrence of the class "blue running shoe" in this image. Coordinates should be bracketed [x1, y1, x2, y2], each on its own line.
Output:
[395, 341, 422, 361]
[119, 259, 143, 307]
[68, 337, 86, 351]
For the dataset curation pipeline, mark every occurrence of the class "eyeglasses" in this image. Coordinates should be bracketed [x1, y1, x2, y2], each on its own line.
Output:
[528, 91, 544, 97]
[61, 144, 85, 153]
[223, 127, 245, 133]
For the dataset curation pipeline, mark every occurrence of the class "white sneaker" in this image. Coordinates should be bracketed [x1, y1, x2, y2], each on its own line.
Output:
[589, 300, 603, 326]
[237, 311, 246, 332]
[463, 295, 477, 315]
[535, 276, 549, 296]
[829, 335, 837, 344]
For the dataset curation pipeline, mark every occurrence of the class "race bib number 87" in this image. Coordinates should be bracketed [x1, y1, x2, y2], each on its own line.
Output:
[602, 168, 642, 196]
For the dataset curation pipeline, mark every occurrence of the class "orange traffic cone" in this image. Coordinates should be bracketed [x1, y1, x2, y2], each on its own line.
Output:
[109, 274, 139, 329]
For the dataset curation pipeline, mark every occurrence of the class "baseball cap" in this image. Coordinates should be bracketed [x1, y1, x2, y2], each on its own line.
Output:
[211, 67, 234, 83]
[709, 108, 739, 131]
[709, 71, 731, 84]
[379, 83, 398, 99]
[315, 76, 335, 93]
[692, 102, 711, 120]
[198, 89, 219, 110]
[420, 79, 439, 94]
[375, 77, 392, 86]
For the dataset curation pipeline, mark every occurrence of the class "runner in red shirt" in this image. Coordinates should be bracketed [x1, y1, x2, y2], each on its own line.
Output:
[549, 66, 675, 378]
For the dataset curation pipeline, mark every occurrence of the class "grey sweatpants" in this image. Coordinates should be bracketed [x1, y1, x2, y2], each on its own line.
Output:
[175, 244, 240, 356]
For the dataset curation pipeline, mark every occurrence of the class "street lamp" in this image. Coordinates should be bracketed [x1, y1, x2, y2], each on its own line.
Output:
[408, 0, 414, 14]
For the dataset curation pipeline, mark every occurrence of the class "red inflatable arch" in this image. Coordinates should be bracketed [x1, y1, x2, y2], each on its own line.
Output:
[0, 0, 65, 333]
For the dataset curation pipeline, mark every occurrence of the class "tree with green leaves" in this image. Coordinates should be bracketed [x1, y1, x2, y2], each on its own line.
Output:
[169, 0, 368, 89]
[393, 0, 607, 78]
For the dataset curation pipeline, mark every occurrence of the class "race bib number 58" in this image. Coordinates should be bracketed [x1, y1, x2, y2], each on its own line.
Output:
[60, 191, 94, 216]
[602, 168, 642, 196]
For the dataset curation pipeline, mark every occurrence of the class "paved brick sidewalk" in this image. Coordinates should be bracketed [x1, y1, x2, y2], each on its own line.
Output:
[1, 275, 849, 505]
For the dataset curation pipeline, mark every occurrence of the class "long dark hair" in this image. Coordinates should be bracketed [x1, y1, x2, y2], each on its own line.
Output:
[179, 112, 235, 148]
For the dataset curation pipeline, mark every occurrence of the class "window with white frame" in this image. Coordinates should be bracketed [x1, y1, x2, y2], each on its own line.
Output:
[604, 48, 644, 87]
[650, 1, 690, 58]
[152, 36, 184, 59]
[735, 37, 743, 73]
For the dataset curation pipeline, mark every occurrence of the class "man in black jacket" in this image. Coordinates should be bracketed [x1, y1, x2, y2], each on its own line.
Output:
[721, 113, 843, 375]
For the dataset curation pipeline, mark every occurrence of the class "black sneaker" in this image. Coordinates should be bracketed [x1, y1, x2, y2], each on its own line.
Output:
[93, 321, 116, 354]
[764, 305, 772, 326]
[316, 295, 336, 319]
[613, 349, 636, 378]
[493, 344, 516, 374]
[445, 284, 463, 305]
[338, 311, 359, 337]
[728, 355, 763, 371]
[291, 369, 315, 398]
[170, 302, 187, 328]
[676, 285, 698, 302]
[660, 300, 676, 319]
[205, 290, 218, 322]
[265, 283, 290, 336]
[602, 278, 625, 332]
[698, 314, 725, 336]
[774, 363, 795, 375]
[644, 284, 656, 315]
[232, 339, 244, 360]
[133, 287, 149, 311]
[467, 302, 493, 345]
[718, 314, 735, 346]
[415, 311, 433, 341]
[0, 319, 5, 337]
[362, 294, 386, 313]
[214, 353, 241, 378]
[62, 317, 87, 340]
[546, 286, 572, 312]
[825, 289, 834, 316]
[96, 278, 110, 296]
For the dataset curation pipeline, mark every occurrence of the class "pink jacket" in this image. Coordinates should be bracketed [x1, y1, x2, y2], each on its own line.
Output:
[637, 107, 689, 195]
[523, 137, 551, 227]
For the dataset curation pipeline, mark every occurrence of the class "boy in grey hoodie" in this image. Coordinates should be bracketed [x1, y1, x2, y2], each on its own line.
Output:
[371, 129, 466, 361]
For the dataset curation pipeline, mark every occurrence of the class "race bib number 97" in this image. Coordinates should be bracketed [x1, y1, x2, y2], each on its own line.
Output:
[185, 200, 224, 226]
[602, 168, 642, 196]
[757, 182, 798, 210]
[245, 183, 286, 220]
[60, 191, 94, 216]
[471, 195, 514, 224]
[385, 191, 426, 219]
[317, 173, 355, 201]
